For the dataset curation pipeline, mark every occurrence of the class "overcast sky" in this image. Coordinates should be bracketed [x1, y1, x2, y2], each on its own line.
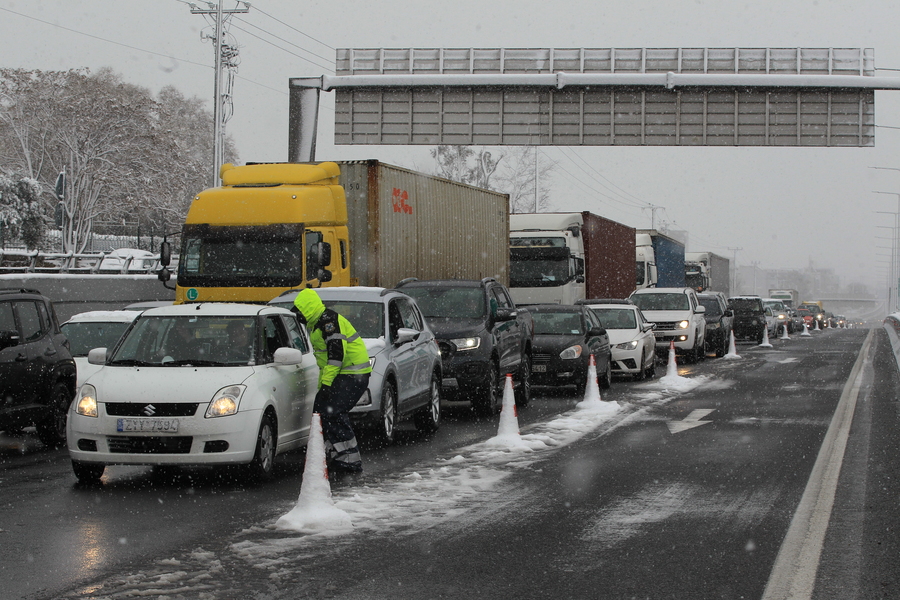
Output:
[3, 0, 900, 291]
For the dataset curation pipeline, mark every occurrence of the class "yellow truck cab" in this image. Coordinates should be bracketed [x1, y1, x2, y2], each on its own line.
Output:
[159, 162, 350, 304]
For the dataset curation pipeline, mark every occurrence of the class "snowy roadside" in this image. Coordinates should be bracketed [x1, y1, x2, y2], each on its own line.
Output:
[59, 376, 710, 599]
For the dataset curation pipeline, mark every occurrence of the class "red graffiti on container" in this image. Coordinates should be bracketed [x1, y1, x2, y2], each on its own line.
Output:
[392, 188, 413, 214]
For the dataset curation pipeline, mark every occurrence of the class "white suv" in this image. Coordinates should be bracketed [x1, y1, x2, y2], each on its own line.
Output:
[629, 287, 707, 362]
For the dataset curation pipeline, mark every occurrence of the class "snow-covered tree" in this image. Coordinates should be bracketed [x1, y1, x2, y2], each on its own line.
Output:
[0, 171, 44, 249]
[492, 146, 555, 213]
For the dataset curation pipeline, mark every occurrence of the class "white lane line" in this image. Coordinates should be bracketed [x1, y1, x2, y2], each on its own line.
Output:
[666, 409, 715, 433]
[761, 328, 874, 600]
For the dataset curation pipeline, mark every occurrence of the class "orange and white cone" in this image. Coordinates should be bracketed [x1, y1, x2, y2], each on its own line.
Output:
[496, 374, 520, 439]
[780, 323, 790, 340]
[275, 413, 351, 531]
[581, 354, 602, 404]
[801, 322, 811, 337]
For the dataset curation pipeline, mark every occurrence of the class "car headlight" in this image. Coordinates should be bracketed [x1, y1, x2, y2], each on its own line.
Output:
[678, 320, 689, 329]
[205, 385, 246, 418]
[615, 340, 638, 350]
[75, 384, 98, 417]
[451, 337, 481, 351]
[559, 345, 583, 360]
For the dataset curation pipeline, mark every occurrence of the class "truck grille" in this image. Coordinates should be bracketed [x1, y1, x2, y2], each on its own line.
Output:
[105, 403, 199, 417]
[653, 322, 679, 331]
[107, 436, 193, 454]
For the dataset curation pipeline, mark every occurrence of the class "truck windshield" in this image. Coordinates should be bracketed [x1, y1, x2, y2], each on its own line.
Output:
[402, 287, 485, 319]
[178, 224, 304, 287]
[510, 246, 571, 287]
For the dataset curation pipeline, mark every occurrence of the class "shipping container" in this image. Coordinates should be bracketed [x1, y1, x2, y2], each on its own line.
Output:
[581, 212, 636, 299]
[339, 160, 510, 287]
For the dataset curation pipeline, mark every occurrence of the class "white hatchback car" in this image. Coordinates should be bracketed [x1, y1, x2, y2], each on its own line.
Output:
[61, 310, 140, 390]
[579, 299, 657, 380]
[67, 303, 318, 483]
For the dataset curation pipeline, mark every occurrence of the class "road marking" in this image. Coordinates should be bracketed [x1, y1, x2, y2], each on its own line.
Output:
[666, 409, 715, 433]
[762, 328, 874, 600]
[778, 357, 799, 364]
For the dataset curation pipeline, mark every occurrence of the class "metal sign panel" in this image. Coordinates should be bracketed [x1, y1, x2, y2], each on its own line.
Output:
[329, 48, 876, 147]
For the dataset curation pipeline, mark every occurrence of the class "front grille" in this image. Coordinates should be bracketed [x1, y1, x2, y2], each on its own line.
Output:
[653, 322, 678, 331]
[107, 436, 193, 454]
[105, 403, 199, 417]
[533, 352, 552, 364]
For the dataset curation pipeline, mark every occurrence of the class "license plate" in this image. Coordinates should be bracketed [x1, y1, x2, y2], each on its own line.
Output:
[117, 418, 179, 433]
[532, 364, 547, 372]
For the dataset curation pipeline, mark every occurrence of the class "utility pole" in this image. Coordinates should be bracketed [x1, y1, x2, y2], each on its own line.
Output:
[644, 204, 664, 230]
[190, 1, 250, 187]
[728, 247, 742, 294]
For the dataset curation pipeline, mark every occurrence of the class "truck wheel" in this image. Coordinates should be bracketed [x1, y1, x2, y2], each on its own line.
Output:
[413, 374, 441, 434]
[472, 364, 501, 417]
[36, 382, 71, 448]
[72, 460, 105, 484]
[514, 355, 532, 408]
[374, 380, 398, 446]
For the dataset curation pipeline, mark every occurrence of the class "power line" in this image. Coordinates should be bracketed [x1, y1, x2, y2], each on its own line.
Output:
[250, 3, 335, 51]
[234, 15, 335, 67]
[229, 22, 335, 72]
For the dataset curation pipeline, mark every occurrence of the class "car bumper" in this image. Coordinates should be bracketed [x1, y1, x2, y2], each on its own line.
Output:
[67, 406, 263, 466]
[652, 330, 696, 352]
[530, 356, 587, 386]
[439, 350, 491, 397]
[610, 347, 643, 374]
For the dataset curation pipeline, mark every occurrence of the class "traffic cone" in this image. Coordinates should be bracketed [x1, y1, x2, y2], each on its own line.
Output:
[496, 374, 520, 438]
[579, 354, 602, 405]
[665, 340, 678, 378]
[275, 413, 352, 532]
[801, 322, 811, 336]
[759, 326, 773, 348]
[723, 330, 740, 359]
[814, 319, 821, 332]
[780, 323, 790, 340]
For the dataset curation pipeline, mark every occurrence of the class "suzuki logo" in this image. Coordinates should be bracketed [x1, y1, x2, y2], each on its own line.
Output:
[143, 404, 157, 416]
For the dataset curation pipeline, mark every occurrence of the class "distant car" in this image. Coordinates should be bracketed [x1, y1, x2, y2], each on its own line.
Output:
[697, 292, 733, 357]
[270, 287, 442, 445]
[835, 314, 847, 328]
[527, 304, 612, 393]
[97, 248, 157, 273]
[763, 298, 792, 334]
[61, 310, 140, 389]
[629, 287, 707, 362]
[579, 299, 656, 380]
[0, 288, 77, 447]
[67, 303, 318, 483]
[728, 296, 767, 343]
[797, 308, 815, 331]
[763, 306, 779, 339]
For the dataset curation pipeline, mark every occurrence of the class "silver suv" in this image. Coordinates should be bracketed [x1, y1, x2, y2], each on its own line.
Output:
[629, 287, 707, 362]
[270, 287, 442, 445]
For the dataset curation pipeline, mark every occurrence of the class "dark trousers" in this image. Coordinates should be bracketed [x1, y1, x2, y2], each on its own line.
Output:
[314, 373, 369, 469]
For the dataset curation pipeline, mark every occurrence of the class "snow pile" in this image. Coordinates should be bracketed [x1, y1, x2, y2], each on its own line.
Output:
[274, 413, 353, 534]
[483, 375, 532, 449]
[723, 330, 741, 360]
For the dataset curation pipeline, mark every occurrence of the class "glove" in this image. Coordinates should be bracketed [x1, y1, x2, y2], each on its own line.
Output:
[314, 385, 332, 410]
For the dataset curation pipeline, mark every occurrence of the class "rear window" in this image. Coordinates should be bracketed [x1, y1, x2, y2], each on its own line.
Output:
[730, 298, 763, 312]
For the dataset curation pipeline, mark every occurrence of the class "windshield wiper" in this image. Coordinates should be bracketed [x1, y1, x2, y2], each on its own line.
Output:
[108, 359, 153, 366]
[163, 359, 225, 367]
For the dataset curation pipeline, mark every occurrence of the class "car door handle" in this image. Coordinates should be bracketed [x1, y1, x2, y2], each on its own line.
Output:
[15, 353, 27, 361]
[44, 348, 57, 356]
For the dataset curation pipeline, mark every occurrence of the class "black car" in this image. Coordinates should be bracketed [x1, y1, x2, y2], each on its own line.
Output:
[698, 292, 733, 357]
[0, 288, 77, 447]
[397, 278, 534, 416]
[727, 295, 767, 343]
[527, 304, 612, 394]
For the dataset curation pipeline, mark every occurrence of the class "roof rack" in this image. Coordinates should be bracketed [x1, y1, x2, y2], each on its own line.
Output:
[0, 288, 43, 296]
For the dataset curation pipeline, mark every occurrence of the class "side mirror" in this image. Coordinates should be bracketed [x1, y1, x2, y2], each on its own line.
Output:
[160, 240, 172, 267]
[273, 347, 304, 366]
[642, 323, 654, 332]
[574, 275, 585, 283]
[87, 348, 108, 365]
[317, 268, 333, 283]
[158, 267, 171, 283]
[588, 326, 606, 337]
[494, 307, 516, 322]
[395, 327, 419, 344]
[724, 309, 733, 317]
[0, 330, 20, 350]
[695, 305, 706, 314]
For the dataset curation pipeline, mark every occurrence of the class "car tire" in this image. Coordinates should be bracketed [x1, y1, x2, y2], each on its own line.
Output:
[72, 460, 105, 484]
[374, 380, 398, 446]
[413, 374, 441, 434]
[645, 353, 656, 379]
[246, 411, 277, 482]
[36, 382, 71, 448]
[472, 363, 501, 417]
[514, 354, 532, 408]
[599, 355, 612, 389]
[633, 355, 646, 381]
[715, 332, 727, 358]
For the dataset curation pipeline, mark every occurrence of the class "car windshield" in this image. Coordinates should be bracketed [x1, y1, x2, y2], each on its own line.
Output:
[698, 298, 722, 316]
[730, 298, 763, 312]
[589, 308, 637, 329]
[322, 301, 384, 339]
[631, 293, 689, 311]
[109, 315, 257, 366]
[61, 321, 134, 356]
[402, 287, 485, 319]
[531, 311, 584, 335]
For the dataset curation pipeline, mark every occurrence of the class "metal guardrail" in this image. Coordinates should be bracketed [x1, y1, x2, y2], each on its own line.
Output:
[0, 249, 177, 275]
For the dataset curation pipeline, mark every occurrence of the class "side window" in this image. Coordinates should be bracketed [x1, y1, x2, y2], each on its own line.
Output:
[305, 230, 324, 281]
[36, 301, 51, 333]
[16, 301, 44, 342]
[388, 300, 403, 343]
[0, 302, 16, 332]
[263, 316, 291, 361]
[282, 315, 310, 353]
[491, 287, 512, 309]
[398, 299, 422, 330]
[689, 293, 698, 310]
